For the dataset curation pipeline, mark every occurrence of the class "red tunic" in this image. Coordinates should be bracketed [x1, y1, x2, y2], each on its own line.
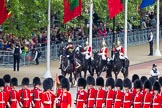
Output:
[87, 88, 96, 108]
[114, 46, 124, 56]
[9, 89, 20, 108]
[105, 89, 114, 108]
[31, 87, 42, 108]
[41, 91, 55, 108]
[76, 90, 87, 108]
[143, 92, 152, 108]
[132, 87, 136, 98]
[114, 90, 123, 108]
[19, 88, 32, 107]
[160, 91, 162, 107]
[133, 92, 143, 108]
[60, 91, 72, 108]
[152, 94, 161, 108]
[100, 47, 108, 58]
[123, 91, 133, 108]
[4, 85, 11, 93]
[56, 88, 62, 107]
[96, 88, 105, 108]
[0, 91, 8, 108]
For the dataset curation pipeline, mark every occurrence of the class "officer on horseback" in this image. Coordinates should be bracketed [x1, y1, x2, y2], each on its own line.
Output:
[98, 38, 109, 71]
[65, 36, 76, 73]
[81, 38, 92, 66]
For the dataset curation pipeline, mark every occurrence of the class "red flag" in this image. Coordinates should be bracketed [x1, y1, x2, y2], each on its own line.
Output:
[0, 0, 11, 25]
[64, 0, 82, 24]
[108, 0, 124, 19]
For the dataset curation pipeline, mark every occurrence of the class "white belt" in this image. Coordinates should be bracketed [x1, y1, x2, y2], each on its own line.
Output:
[77, 99, 84, 102]
[0, 101, 5, 103]
[115, 99, 121, 101]
[11, 99, 17, 101]
[106, 98, 113, 100]
[134, 102, 141, 104]
[44, 101, 52, 104]
[153, 103, 159, 105]
[96, 98, 103, 100]
[144, 102, 151, 104]
[34, 98, 41, 101]
[23, 98, 29, 100]
[124, 101, 130, 103]
[88, 98, 95, 100]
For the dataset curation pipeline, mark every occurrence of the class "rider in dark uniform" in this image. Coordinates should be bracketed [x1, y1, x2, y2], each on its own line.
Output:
[65, 37, 76, 73]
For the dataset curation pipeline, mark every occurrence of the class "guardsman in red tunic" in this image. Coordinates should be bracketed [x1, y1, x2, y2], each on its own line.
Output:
[3, 74, 12, 93]
[105, 77, 115, 108]
[152, 81, 161, 108]
[131, 74, 139, 98]
[31, 77, 42, 108]
[0, 78, 8, 108]
[143, 80, 152, 108]
[140, 76, 148, 95]
[41, 78, 55, 108]
[8, 78, 20, 108]
[114, 79, 124, 108]
[76, 78, 87, 108]
[55, 75, 64, 108]
[87, 76, 96, 108]
[95, 77, 105, 108]
[133, 79, 143, 108]
[60, 78, 72, 108]
[123, 78, 133, 108]
[158, 77, 162, 107]
[19, 77, 32, 108]
[98, 38, 109, 71]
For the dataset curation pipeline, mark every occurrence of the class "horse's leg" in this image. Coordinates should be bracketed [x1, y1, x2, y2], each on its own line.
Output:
[69, 73, 73, 87]
[84, 70, 87, 78]
[106, 69, 112, 78]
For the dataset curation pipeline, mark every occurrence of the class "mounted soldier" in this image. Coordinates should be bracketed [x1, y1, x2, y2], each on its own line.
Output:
[98, 38, 109, 71]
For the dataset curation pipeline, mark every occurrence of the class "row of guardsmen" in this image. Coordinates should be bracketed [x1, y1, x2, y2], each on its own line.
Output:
[0, 74, 162, 108]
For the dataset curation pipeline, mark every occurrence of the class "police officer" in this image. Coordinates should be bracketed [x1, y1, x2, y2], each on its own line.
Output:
[12, 43, 22, 71]
[148, 31, 153, 56]
[150, 64, 160, 80]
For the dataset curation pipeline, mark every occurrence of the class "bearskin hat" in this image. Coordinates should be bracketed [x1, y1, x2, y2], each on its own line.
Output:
[77, 78, 87, 89]
[3, 74, 11, 83]
[96, 77, 104, 87]
[22, 77, 30, 85]
[149, 77, 156, 86]
[140, 76, 148, 84]
[158, 77, 162, 86]
[106, 77, 114, 88]
[61, 78, 70, 91]
[33, 77, 41, 86]
[87, 76, 95, 85]
[0, 78, 5, 87]
[132, 74, 139, 83]
[134, 79, 142, 89]
[153, 81, 161, 92]
[47, 78, 54, 87]
[144, 80, 152, 90]
[43, 78, 53, 91]
[115, 79, 123, 90]
[58, 75, 65, 82]
[123, 78, 132, 89]
[10, 78, 18, 86]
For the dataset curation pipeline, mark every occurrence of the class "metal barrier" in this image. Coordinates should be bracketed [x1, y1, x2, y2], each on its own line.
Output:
[0, 27, 162, 67]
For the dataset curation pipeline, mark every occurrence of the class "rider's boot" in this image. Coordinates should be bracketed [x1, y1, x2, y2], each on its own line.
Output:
[122, 59, 126, 72]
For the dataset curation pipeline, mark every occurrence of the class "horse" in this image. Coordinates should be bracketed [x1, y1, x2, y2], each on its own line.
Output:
[111, 50, 129, 79]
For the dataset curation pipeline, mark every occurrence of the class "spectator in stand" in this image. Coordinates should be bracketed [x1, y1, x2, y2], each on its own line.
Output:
[0, 39, 2, 50]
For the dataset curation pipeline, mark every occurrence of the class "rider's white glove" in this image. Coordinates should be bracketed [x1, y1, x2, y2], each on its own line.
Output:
[67, 55, 70, 57]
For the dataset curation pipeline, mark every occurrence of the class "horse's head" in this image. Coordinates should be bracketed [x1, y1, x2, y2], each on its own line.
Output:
[114, 50, 120, 62]
[61, 55, 69, 66]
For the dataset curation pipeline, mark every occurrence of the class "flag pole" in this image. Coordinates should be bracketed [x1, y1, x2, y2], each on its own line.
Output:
[124, 0, 128, 58]
[43, 0, 52, 78]
[89, 0, 93, 48]
[111, 17, 115, 58]
[154, 0, 161, 56]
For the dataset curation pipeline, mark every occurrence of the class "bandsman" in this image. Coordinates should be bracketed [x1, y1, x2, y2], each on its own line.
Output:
[41, 78, 55, 108]
[19, 77, 31, 108]
[123, 78, 133, 108]
[114, 79, 123, 108]
[105, 77, 115, 108]
[152, 81, 161, 108]
[76, 77, 87, 108]
[86, 76, 96, 108]
[31, 77, 42, 108]
[0, 78, 8, 108]
[133, 79, 143, 108]
[60, 78, 72, 108]
[95, 77, 105, 108]
[143, 80, 152, 108]
[9, 78, 20, 108]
